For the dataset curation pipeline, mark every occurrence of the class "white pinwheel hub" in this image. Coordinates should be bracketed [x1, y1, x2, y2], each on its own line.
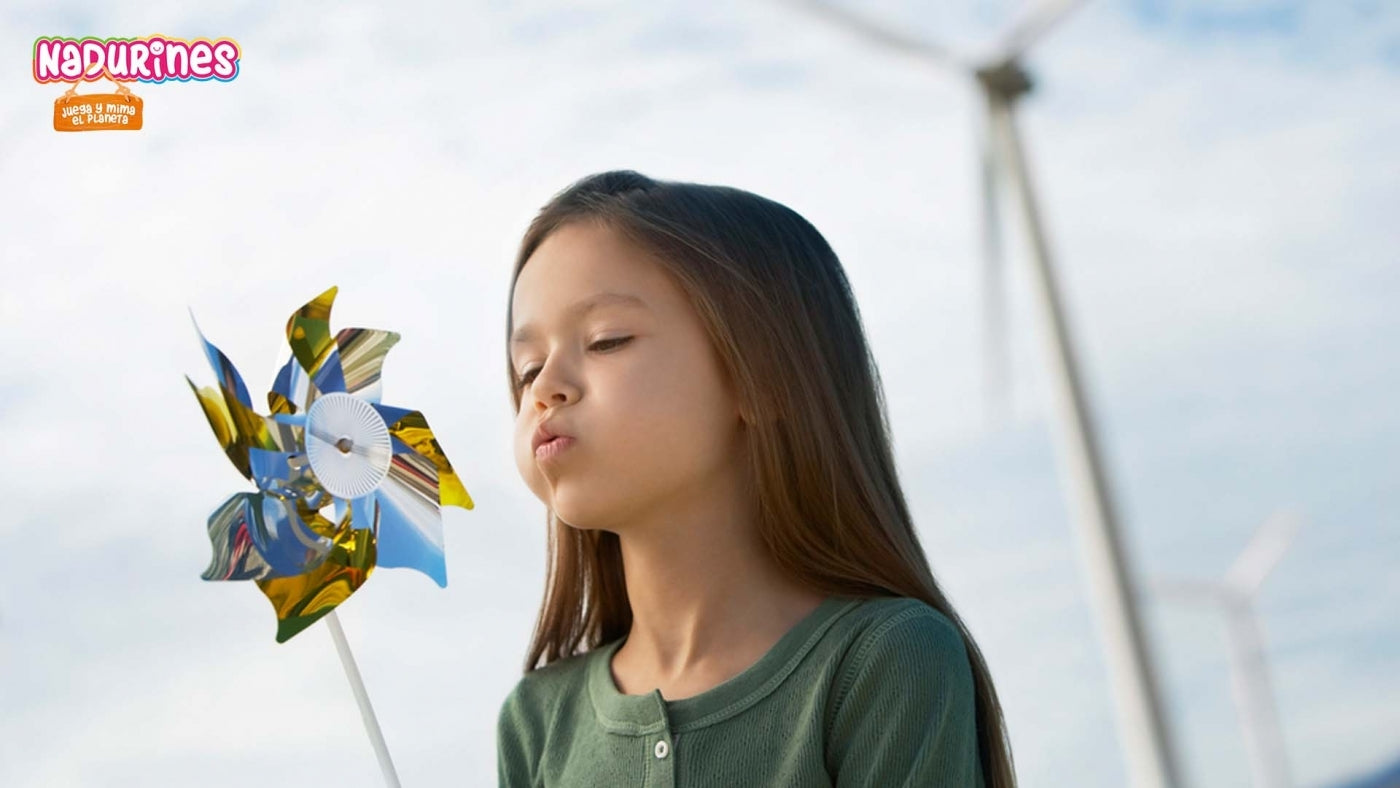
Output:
[305, 392, 393, 500]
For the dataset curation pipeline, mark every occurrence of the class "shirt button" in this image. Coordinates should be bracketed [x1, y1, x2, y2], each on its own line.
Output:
[654, 739, 670, 759]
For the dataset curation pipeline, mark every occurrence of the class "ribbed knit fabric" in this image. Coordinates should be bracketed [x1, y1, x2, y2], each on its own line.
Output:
[497, 594, 987, 787]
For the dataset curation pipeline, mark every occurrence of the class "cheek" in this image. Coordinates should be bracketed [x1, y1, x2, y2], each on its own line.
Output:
[601, 359, 736, 473]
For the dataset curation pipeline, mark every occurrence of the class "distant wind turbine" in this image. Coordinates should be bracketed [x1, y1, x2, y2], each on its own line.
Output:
[786, 2, 1185, 786]
[1153, 509, 1303, 788]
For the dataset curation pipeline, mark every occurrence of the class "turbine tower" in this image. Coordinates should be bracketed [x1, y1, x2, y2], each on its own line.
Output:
[1153, 509, 1302, 788]
[789, 2, 1184, 786]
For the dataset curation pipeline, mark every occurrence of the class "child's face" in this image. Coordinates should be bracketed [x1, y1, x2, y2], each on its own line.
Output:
[510, 221, 744, 532]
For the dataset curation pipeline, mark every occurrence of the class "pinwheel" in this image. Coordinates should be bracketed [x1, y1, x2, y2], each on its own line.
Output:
[187, 286, 474, 643]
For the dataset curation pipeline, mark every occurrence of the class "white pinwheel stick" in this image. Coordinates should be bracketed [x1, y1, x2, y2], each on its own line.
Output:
[326, 611, 402, 788]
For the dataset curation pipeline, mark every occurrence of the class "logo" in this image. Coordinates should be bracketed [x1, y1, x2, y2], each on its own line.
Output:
[34, 35, 242, 132]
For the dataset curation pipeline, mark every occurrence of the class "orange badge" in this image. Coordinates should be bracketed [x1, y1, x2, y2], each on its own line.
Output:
[53, 77, 142, 132]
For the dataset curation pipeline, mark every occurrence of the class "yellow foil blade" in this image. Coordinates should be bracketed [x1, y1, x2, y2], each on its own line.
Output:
[286, 286, 339, 381]
[384, 410, 474, 510]
[255, 507, 376, 643]
[336, 327, 401, 401]
[187, 377, 246, 478]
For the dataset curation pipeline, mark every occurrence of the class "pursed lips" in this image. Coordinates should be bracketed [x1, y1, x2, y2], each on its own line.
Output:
[532, 421, 574, 453]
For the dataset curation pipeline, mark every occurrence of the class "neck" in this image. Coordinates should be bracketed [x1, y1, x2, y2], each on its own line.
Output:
[611, 466, 821, 683]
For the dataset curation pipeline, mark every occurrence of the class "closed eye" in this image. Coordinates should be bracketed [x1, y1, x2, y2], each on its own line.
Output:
[515, 336, 633, 390]
[590, 335, 632, 353]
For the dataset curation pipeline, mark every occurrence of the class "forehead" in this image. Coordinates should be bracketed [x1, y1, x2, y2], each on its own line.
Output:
[511, 221, 676, 326]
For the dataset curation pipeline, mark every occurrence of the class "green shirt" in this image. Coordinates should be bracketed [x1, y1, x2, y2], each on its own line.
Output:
[496, 594, 987, 787]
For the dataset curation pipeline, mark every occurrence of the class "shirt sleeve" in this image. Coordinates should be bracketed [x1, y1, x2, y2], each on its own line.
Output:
[826, 608, 985, 788]
[496, 681, 540, 788]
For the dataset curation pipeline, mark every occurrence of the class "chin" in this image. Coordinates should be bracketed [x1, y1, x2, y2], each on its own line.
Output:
[546, 484, 621, 533]
[548, 501, 602, 532]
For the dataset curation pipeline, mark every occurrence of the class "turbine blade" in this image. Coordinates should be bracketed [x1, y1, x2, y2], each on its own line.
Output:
[980, 100, 1010, 423]
[992, 0, 1089, 63]
[1225, 509, 1303, 594]
[1148, 576, 1228, 604]
[786, 0, 966, 70]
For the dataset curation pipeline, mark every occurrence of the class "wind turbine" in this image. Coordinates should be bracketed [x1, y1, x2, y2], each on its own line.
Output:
[787, 2, 1185, 786]
[1153, 509, 1302, 788]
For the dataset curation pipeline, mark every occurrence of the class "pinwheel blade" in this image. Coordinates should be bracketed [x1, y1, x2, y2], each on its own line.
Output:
[373, 450, 449, 586]
[351, 495, 380, 534]
[191, 312, 254, 409]
[269, 351, 313, 415]
[247, 445, 324, 504]
[187, 375, 297, 479]
[286, 286, 347, 396]
[243, 455, 337, 577]
[336, 328, 401, 404]
[187, 376, 251, 479]
[374, 404, 475, 511]
[256, 510, 376, 643]
[202, 493, 273, 581]
[188, 312, 300, 478]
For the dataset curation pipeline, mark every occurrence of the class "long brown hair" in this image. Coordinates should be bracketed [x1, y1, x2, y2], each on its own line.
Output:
[505, 170, 1016, 786]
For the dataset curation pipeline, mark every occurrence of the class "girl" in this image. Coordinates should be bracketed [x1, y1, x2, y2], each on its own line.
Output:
[499, 170, 1015, 787]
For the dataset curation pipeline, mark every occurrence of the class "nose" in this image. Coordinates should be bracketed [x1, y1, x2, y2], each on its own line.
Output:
[529, 359, 579, 409]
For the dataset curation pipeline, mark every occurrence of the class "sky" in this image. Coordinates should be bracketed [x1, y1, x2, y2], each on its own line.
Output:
[1, 1, 1397, 786]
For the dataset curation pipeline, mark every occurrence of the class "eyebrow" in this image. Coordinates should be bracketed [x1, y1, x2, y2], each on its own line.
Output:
[510, 291, 649, 344]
